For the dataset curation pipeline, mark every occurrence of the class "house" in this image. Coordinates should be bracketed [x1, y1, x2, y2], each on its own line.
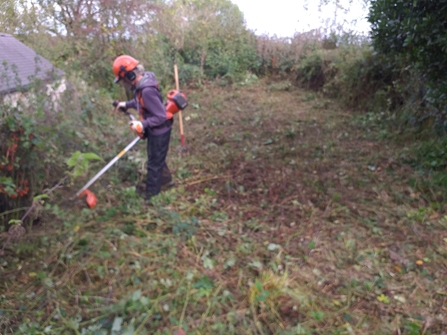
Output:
[0, 33, 66, 107]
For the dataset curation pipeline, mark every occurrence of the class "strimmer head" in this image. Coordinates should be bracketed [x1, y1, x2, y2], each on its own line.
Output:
[78, 189, 97, 209]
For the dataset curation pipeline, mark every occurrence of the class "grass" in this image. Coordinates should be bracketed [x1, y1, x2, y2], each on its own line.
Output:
[1, 79, 447, 334]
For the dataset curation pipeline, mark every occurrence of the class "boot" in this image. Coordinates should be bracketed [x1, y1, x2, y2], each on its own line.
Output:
[161, 179, 176, 191]
[161, 165, 175, 191]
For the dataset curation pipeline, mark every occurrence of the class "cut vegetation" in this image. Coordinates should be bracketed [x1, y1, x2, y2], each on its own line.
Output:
[1, 80, 446, 334]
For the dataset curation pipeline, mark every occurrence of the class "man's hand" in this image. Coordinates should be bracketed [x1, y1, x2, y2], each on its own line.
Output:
[129, 120, 144, 136]
[113, 101, 127, 111]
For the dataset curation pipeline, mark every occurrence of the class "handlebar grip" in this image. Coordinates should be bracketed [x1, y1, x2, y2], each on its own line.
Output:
[113, 100, 136, 121]
[113, 100, 127, 112]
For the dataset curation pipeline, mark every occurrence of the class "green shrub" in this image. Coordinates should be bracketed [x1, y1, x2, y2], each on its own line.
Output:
[0, 71, 138, 229]
[368, 0, 447, 128]
[294, 50, 327, 90]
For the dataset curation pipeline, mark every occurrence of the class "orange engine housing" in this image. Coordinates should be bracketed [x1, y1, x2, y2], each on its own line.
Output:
[166, 90, 188, 119]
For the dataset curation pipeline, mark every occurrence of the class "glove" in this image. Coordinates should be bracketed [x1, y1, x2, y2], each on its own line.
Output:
[114, 101, 127, 111]
[129, 120, 144, 137]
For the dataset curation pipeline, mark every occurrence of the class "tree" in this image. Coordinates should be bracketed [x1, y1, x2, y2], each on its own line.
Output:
[0, 0, 162, 87]
[0, 0, 20, 33]
[154, 0, 255, 80]
[368, 0, 447, 85]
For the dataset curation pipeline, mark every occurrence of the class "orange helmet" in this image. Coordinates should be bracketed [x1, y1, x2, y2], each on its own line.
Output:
[112, 55, 139, 83]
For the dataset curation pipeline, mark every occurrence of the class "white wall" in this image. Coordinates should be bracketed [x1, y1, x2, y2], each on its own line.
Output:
[2, 78, 66, 110]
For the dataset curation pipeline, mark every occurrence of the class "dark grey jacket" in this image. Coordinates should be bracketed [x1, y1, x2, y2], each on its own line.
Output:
[125, 72, 172, 136]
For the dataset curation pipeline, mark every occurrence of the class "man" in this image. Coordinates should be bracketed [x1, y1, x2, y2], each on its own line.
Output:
[113, 55, 174, 202]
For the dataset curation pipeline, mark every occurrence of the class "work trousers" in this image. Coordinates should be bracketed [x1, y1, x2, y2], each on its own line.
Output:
[146, 129, 172, 199]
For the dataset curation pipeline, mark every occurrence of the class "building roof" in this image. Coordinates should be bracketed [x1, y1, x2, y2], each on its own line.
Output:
[0, 33, 64, 94]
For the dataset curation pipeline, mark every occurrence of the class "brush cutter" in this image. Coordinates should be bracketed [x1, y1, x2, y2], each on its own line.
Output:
[75, 103, 140, 209]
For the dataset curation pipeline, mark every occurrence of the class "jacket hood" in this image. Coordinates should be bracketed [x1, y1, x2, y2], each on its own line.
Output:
[135, 71, 158, 91]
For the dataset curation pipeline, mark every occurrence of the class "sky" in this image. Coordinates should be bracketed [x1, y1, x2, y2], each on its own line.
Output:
[229, 0, 371, 38]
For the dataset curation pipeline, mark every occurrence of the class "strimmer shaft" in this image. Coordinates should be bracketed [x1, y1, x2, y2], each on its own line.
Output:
[75, 136, 140, 198]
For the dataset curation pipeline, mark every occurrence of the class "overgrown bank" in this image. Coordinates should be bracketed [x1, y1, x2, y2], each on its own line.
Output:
[1, 80, 446, 334]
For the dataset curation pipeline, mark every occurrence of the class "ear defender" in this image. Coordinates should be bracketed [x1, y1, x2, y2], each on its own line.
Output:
[119, 65, 136, 81]
[125, 70, 136, 81]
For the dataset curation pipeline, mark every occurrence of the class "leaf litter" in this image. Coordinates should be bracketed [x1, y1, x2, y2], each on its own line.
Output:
[1, 79, 447, 334]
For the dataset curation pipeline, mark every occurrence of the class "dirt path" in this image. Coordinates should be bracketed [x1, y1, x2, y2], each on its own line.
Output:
[178, 81, 447, 333]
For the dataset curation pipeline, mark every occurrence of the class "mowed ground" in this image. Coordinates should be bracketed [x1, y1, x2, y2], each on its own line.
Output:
[1, 79, 447, 334]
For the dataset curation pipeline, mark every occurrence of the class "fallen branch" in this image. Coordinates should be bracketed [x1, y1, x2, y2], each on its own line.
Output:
[184, 175, 231, 187]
